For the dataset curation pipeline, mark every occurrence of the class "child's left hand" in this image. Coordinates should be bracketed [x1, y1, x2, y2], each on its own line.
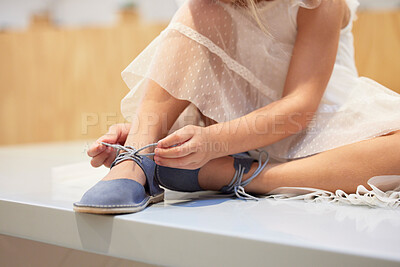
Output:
[154, 125, 214, 170]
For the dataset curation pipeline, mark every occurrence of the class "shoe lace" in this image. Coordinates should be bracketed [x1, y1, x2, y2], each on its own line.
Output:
[224, 150, 270, 201]
[101, 142, 158, 168]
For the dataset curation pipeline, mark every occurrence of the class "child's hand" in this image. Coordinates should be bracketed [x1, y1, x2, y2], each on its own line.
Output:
[87, 123, 131, 168]
[154, 125, 213, 170]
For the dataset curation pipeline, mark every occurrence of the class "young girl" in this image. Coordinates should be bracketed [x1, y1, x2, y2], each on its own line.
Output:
[74, 0, 400, 214]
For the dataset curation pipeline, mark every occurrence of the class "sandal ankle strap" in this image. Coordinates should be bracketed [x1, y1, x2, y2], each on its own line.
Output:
[222, 150, 270, 201]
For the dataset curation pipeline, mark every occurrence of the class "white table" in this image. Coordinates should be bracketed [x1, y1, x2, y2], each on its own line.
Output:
[0, 141, 399, 266]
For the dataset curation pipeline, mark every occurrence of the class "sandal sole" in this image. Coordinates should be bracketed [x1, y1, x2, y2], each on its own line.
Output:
[73, 192, 164, 214]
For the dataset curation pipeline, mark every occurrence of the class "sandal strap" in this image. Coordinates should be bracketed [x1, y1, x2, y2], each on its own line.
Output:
[222, 150, 270, 201]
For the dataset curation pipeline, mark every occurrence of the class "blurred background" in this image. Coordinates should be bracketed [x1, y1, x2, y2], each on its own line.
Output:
[0, 0, 399, 146]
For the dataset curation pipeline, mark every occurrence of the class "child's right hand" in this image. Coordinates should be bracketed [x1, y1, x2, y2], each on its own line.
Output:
[87, 123, 131, 168]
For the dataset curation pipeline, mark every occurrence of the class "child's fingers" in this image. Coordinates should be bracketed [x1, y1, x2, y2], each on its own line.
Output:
[103, 153, 116, 168]
[154, 153, 196, 169]
[87, 142, 106, 157]
[102, 123, 129, 144]
[97, 132, 120, 145]
[155, 141, 194, 158]
[90, 147, 113, 167]
[157, 128, 193, 149]
[87, 131, 121, 158]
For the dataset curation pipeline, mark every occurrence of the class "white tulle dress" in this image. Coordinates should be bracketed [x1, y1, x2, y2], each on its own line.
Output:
[120, 0, 400, 207]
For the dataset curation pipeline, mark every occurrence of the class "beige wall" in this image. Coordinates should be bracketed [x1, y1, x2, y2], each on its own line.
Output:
[353, 11, 400, 92]
[0, 10, 399, 145]
[0, 12, 166, 145]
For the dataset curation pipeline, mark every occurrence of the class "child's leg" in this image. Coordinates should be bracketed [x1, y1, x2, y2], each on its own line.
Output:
[198, 130, 400, 194]
[103, 79, 190, 184]
[102, 76, 400, 193]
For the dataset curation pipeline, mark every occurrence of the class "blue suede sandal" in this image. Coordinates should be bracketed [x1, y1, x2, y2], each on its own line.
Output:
[155, 150, 269, 200]
[73, 142, 164, 214]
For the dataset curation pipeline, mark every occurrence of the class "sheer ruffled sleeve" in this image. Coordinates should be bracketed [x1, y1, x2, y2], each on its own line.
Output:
[120, 0, 287, 125]
[290, 0, 360, 13]
[290, 0, 360, 22]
